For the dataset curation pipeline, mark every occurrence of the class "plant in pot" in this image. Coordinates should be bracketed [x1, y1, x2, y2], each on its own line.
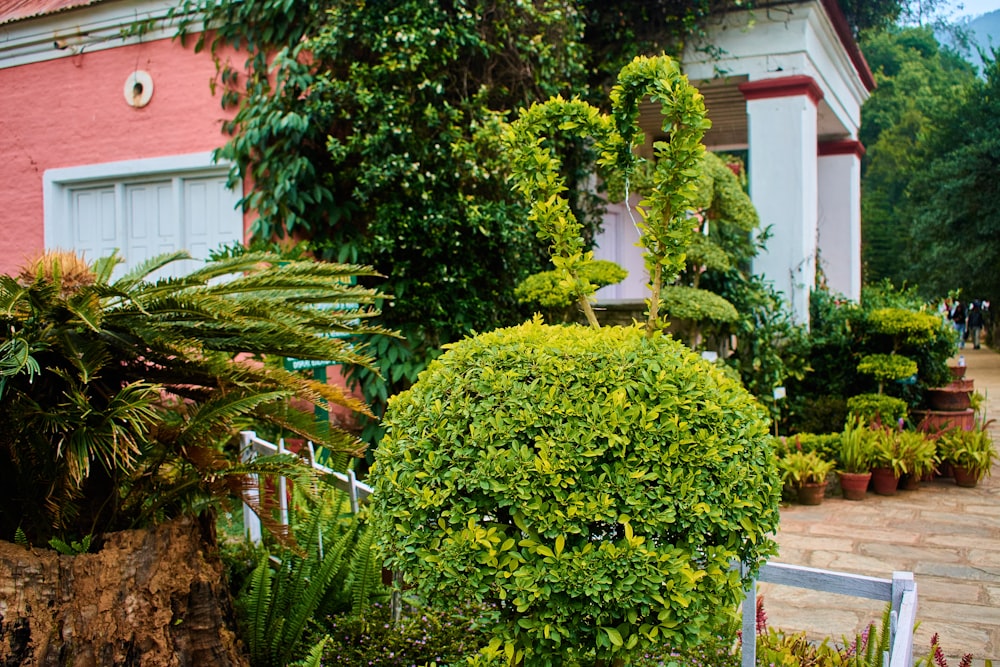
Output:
[778, 451, 836, 505]
[896, 430, 937, 490]
[870, 426, 908, 496]
[937, 425, 996, 487]
[838, 416, 874, 500]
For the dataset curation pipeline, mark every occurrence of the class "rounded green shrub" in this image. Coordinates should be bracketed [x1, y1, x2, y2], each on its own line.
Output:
[660, 284, 740, 323]
[846, 393, 908, 426]
[515, 260, 629, 310]
[369, 320, 780, 666]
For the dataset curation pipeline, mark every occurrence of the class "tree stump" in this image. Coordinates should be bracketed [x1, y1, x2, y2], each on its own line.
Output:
[0, 516, 248, 667]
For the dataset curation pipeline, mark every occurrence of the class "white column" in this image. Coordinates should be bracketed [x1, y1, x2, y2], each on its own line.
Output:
[817, 140, 863, 302]
[740, 76, 822, 325]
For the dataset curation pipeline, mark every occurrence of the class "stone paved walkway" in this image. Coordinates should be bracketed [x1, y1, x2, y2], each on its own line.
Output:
[759, 345, 1000, 666]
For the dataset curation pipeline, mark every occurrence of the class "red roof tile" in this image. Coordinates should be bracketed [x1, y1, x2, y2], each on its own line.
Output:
[0, 0, 110, 26]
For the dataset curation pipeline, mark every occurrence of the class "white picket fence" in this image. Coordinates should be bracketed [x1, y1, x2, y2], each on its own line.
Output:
[742, 563, 917, 667]
[237, 431, 917, 666]
[238, 430, 372, 544]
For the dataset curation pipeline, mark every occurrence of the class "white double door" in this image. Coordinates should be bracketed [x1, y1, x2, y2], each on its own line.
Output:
[45, 153, 243, 279]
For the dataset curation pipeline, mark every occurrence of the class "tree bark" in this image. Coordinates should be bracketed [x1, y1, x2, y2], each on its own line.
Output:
[0, 516, 248, 667]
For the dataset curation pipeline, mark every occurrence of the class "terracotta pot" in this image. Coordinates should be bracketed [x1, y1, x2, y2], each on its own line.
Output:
[870, 467, 899, 496]
[938, 461, 955, 478]
[946, 378, 974, 392]
[838, 471, 871, 501]
[949, 365, 967, 380]
[797, 482, 827, 505]
[913, 409, 975, 434]
[926, 388, 972, 411]
[953, 465, 980, 488]
[900, 473, 921, 491]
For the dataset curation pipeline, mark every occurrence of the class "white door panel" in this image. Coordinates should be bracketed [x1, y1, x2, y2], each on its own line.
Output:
[45, 154, 243, 280]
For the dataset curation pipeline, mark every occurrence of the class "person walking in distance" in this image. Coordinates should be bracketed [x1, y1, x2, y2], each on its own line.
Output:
[968, 300, 985, 349]
[950, 299, 967, 349]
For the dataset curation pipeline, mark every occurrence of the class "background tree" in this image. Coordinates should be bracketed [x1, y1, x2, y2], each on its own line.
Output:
[905, 54, 1000, 304]
[858, 27, 976, 286]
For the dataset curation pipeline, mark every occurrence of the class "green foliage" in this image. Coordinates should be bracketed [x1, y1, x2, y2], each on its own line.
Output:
[937, 426, 997, 479]
[839, 418, 875, 474]
[778, 451, 836, 488]
[504, 54, 709, 332]
[48, 534, 93, 555]
[897, 430, 938, 480]
[788, 287, 953, 432]
[857, 354, 917, 384]
[320, 601, 495, 666]
[859, 27, 977, 287]
[870, 426, 909, 476]
[905, 54, 1000, 305]
[0, 250, 382, 545]
[369, 320, 780, 666]
[716, 274, 810, 421]
[774, 434, 842, 465]
[866, 308, 941, 346]
[235, 489, 387, 667]
[848, 394, 908, 428]
[660, 285, 739, 324]
[516, 261, 628, 312]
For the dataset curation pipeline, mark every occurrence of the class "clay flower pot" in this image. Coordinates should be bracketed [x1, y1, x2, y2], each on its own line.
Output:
[870, 467, 899, 496]
[797, 482, 828, 506]
[948, 365, 967, 380]
[926, 387, 972, 411]
[838, 471, 871, 501]
[953, 465, 980, 488]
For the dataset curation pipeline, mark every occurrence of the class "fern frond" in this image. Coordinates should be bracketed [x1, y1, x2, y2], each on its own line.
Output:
[291, 636, 328, 667]
[349, 525, 380, 612]
[243, 552, 275, 664]
[277, 508, 359, 666]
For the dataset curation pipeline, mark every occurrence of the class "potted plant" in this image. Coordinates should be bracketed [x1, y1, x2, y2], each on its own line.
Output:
[896, 430, 937, 490]
[870, 426, 907, 496]
[778, 451, 836, 505]
[838, 417, 873, 500]
[937, 425, 996, 487]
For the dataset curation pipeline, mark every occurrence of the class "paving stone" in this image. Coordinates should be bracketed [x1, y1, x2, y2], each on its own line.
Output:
[767, 347, 1000, 664]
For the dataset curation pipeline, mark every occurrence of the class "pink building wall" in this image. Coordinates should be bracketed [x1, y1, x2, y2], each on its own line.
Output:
[0, 35, 245, 276]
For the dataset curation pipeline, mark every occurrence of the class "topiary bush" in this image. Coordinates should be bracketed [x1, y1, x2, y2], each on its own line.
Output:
[369, 319, 780, 666]
[847, 393, 908, 427]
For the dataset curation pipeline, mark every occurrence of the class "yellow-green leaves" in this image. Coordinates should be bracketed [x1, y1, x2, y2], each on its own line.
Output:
[368, 320, 780, 665]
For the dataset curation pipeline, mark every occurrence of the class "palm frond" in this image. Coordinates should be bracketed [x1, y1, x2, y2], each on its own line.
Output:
[115, 250, 193, 287]
[90, 251, 123, 284]
[0, 275, 31, 316]
[175, 390, 292, 446]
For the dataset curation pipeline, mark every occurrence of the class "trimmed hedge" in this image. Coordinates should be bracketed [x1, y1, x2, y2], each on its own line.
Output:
[369, 320, 780, 665]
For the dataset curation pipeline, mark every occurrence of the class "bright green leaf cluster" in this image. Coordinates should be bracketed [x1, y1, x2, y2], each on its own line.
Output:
[369, 319, 780, 665]
[857, 353, 917, 384]
[660, 285, 740, 324]
[515, 260, 628, 310]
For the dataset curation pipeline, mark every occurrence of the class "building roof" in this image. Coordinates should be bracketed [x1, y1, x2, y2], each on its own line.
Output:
[0, 0, 109, 26]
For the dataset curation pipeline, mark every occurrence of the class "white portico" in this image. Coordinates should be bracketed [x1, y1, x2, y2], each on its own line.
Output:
[594, 0, 873, 324]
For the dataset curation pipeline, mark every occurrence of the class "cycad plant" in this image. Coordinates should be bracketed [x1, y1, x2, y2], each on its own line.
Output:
[0, 249, 387, 546]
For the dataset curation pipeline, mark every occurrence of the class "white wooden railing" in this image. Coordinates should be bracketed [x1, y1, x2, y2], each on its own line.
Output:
[238, 430, 373, 543]
[238, 431, 917, 666]
[742, 562, 918, 667]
